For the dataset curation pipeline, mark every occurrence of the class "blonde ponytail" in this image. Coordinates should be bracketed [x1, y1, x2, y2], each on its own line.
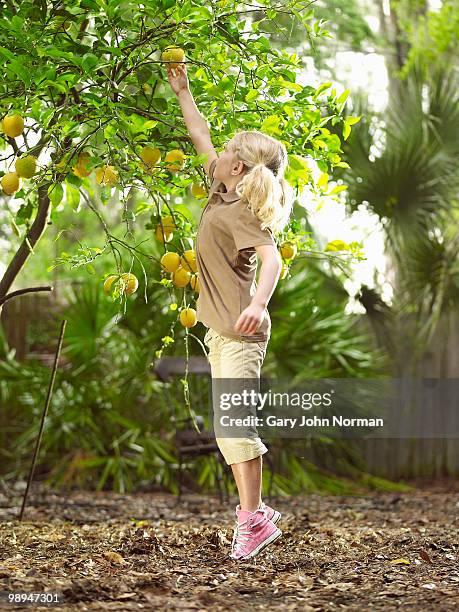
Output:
[229, 131, 294, 235]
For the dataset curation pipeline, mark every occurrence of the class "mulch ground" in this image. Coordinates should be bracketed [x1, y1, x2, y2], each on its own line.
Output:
[0, 480, 458, 611]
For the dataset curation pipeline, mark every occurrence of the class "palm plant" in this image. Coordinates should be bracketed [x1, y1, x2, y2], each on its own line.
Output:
[338, 65, 459, 375]
[1, 256, 403, 496]
[268, 256, 388, 380]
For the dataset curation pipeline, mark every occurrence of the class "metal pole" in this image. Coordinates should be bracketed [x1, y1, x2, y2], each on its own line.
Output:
[18, 319, 67, 521]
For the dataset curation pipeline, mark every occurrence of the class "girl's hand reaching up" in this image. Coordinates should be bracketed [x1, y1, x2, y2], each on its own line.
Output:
[167, 63, 189, 96]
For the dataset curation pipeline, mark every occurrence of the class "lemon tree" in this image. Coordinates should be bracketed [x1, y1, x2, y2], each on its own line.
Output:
[0, 0, 361, 372]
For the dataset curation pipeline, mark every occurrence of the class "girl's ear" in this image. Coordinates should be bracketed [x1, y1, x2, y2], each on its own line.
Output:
[233, 160, 245, 175]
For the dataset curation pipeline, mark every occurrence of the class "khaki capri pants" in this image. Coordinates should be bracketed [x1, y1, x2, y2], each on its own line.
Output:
[203, 327, 269, 465]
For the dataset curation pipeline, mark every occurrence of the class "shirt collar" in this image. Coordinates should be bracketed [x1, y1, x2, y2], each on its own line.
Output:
[213, 181, 241, 203]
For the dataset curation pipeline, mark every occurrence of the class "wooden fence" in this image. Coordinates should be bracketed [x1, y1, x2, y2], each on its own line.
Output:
[0, 283, 67, 363]
[361, 437, 459, 478]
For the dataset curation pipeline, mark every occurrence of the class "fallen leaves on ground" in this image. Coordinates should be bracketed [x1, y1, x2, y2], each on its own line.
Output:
[0, 481, 457, 611]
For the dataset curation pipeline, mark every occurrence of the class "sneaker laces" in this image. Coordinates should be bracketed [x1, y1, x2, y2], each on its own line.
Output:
[231, 503, 265, 554]
[231, 509, 267, 556]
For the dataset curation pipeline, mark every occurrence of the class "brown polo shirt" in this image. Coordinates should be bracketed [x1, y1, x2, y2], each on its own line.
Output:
[195, 158, 277, 342]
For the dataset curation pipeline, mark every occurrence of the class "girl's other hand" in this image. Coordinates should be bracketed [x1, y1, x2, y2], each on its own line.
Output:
[166, 63, 189, 96]
[233, 303, 265, 335]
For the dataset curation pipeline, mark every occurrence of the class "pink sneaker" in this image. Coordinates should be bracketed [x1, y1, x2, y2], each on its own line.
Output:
[230, 507, 282, 560]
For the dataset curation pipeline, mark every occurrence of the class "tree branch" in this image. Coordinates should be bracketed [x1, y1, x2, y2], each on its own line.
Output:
[0, 286, 53, 307]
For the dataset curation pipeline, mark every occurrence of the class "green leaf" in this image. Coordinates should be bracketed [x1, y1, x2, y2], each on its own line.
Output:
[317, 173, 329, 188]
[48, 182, 64, 206]
[276, 77, 303, 93]
[324, 239, 350, 252]
[245, 89, 259, 102]
[337, 88, 350, 105]
[283, 103, 295, 118]
[82, 53, 99, 72]
[122, 210, 135, 222]
[343, 116, 361, 140]
[314, 82, 332, 98]
[151, 98, 168, 112]
[328, 185, 348, 195]
[0, 46, 15, 61]
[260, 114, 282, 135]
[66, 183, 81, 211]
[7, 60, 30, 85]
[288, 154, 310, 171]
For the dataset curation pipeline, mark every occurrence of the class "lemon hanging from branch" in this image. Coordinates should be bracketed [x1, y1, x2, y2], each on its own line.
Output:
[120, 273, 138, 295]
[180, 307, 197, 328]
[172, 266, 191, 287]
[15, 155, 37, 178]
[95, 165, 118, 187]
[103, 275, 119, 295]
[103, 273, 138, 297]
[161, 46, 185, 69]
[280, 242, 297, 261]
[191, 182, 207, 198]
[160, 252, 181, 273]
[1, 172, 20, 195]
[164, 149, 185, 171]
[140, 146, 161, 172]
[190, 274, 200, 293]
[72, 152, 93, 178]
[181, 249, 197, 273]
[1, 114, 24, 138]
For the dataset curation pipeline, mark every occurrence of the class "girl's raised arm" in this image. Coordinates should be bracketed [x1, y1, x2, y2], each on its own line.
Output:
[166, 63, 218, 179]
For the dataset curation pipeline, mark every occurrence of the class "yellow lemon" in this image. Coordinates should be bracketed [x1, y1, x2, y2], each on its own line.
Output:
[121, 273, 138, 295]
[95, 165, 118, 186]
[164, 149, 185, 171]
[15, 155, 37, 178]
[103, 275, 119, 295]
[169, 47, 185, 68]
[179, 307, 197, 328]
[1, 172, 20, 195]
[180, 249, 197, 273]
[140, 146, 161, 168]
[155, 225, 174, 243]
[160, 251, 181, 273]
[190, 274, 200, 293]
[172, 266, 191, 287]
[161, 48, 172, 63]
[280, 242, 297, 261]
[2, 114, 24, 138]
[191, 182, 207, 198]
[161, 46, 185, 69]
[72, 152, 92, 178]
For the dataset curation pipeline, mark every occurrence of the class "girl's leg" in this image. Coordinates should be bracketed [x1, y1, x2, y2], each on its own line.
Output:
[205, 330, 280, 558]
[230, 454, 262, 512]
[212, 337, 268, 508]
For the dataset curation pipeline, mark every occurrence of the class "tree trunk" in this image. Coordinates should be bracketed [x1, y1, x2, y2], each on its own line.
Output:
[0, 183, 52, 300]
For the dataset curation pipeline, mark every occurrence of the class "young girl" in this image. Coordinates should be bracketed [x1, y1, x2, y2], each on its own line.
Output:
[167, 62, 293, 560]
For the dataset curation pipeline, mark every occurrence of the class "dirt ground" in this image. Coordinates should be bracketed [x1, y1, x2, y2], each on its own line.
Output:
[0, 480, 458, 611]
